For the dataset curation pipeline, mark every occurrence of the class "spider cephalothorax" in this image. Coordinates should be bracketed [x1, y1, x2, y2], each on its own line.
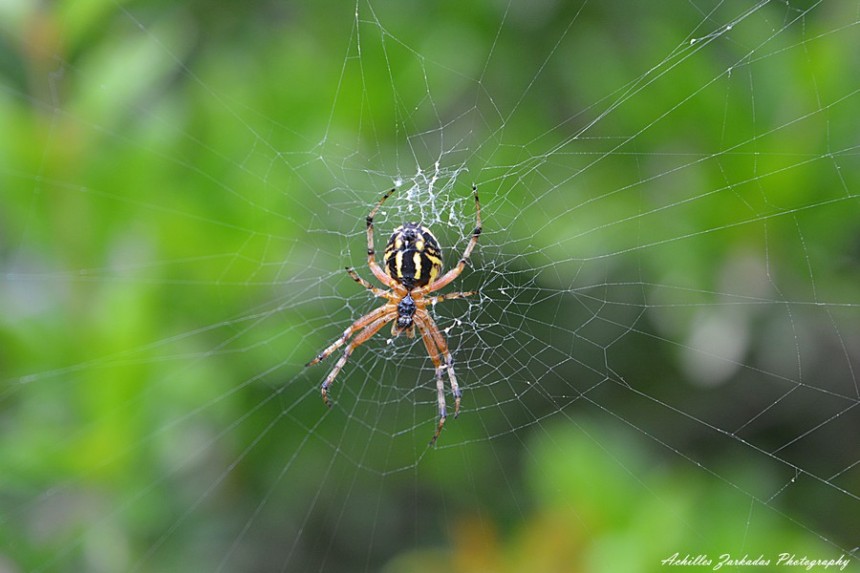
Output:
[395, 292, 417, 333]
[306, 184, 482, 445]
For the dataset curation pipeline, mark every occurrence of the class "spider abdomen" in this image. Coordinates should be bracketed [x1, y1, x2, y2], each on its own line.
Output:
[383, 223, 442, 290]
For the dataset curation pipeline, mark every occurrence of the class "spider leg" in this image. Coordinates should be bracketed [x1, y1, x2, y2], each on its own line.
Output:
[366, 187, 405, 291]
[346, 267, 393, 299]
[320, 311, 396, 408]
[417, 311, 461, 419]
[415, 314, 447, 446]
[306, 304, 393, 367]
[417, 184, 481, 294]
[425, 290, 476, 306]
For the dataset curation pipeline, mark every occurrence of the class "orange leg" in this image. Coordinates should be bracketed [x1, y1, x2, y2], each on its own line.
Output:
[416, 313, 448, 445]
[306, 304, 393, 367]
[366, 188, 403, 290]
[346, 267, 393, 299]
[320, 311, 396, 408]
[424, 291, 476, 306]
[418, 184, 481, 294]
[419, 311, 461, 419]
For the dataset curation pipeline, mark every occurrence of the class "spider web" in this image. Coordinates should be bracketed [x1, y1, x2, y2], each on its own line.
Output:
[1, 0, 858, 571]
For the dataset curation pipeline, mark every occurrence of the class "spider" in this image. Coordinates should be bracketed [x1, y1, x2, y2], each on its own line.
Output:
[306, 184, 482, 445]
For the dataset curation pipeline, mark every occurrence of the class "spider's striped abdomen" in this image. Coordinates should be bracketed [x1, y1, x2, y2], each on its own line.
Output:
[383, 223, 442, 290]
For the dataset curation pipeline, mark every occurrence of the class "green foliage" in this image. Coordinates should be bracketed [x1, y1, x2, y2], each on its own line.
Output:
[387, 420, 833, 573]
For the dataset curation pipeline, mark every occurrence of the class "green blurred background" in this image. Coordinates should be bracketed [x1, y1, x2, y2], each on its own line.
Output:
[1, 1, 858, 571]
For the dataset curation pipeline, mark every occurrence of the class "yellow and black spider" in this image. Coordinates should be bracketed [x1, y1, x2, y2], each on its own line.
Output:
[306, 184, 482, 445]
